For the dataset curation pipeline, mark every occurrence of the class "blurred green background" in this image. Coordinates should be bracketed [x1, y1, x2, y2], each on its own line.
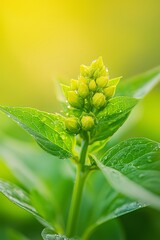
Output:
[0, 0, 160, 239]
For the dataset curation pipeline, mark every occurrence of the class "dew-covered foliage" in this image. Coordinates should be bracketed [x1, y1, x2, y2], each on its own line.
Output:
[0, 58, 160, 240]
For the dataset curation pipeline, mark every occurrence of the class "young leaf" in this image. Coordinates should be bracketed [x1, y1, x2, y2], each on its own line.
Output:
[42, 228, 75, 240]
[0, 179, 51, 228]
[116, 66, 160, 98]
[95, 138, 160, 209]
[90, 97, 138, 143]
[108, 77, 122, 87]
[0, 106, 74, 159]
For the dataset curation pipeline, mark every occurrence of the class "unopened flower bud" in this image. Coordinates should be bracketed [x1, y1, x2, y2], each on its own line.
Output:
[81, 116, 94, 131]
[100, 66, 108, 77]
[91, 57, 104, 70]
[78, 83, 89, 98]
[70, 79, 78, 90]
[79, 76, 88, 84]
[103, 86, 116, 99]
[93, 69, 101, 79]
[91, 57, 109, 79]
[89, 80, 97, 91]
[96, 76, 109, 88]
[92, 93, 106, 109]
[68, 91, 84, 109]
[80, 65, 89, 77]
[65, 117, 80, 134]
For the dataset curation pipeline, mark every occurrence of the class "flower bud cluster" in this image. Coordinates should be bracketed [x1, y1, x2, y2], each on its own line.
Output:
[64, 57, 119, 134]
[65, 114, 95, 134]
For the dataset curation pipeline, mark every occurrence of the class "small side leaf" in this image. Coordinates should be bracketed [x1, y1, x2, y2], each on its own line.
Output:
[90, 97, 138, 142]
[108, 77, 122, 87]
[95, 138, 160, 209]
[116, 66, 160, 98]
[0, 179, 51, 228]
[0, 106, 74, 159]
[42, 228, 76, 240]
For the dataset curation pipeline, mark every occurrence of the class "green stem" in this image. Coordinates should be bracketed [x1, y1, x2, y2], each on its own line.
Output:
[66, 136, 89, 237]
[80, 133, 89, 166]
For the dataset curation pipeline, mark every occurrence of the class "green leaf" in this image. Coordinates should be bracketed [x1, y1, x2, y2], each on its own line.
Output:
[0, 137, 74, 233]
[0, 228, 30, 240]
[116, 66, 160, 98]
[0, 139, 47, 192]
[108, 77, 122, 87]
[78, 171, 146, 239]
[7, 229, 30, 240]
[0, 179, 51, 228]
[0, 106, 74, 158]
[95, 138, 160, 209]
[90, 97, 138, 143]
[88, 219, 125, 240]
[41, 228, 76, 240]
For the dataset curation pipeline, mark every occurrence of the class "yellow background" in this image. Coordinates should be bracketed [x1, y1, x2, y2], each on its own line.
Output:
[0, 0, 160, 110]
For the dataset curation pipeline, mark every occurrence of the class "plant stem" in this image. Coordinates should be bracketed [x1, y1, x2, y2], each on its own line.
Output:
[80, 133, 89, 166]
[66, 136, 89, 237]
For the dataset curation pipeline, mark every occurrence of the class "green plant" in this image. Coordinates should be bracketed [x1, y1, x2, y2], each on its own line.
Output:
[0, 57, 160, 240]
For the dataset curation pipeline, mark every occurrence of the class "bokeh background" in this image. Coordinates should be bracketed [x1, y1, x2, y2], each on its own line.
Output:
[0, 0, 160, 239]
